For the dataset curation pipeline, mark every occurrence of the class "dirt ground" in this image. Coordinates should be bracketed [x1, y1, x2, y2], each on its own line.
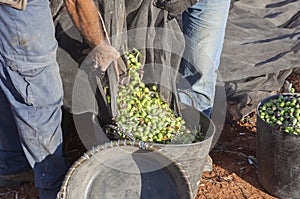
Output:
[197, 111, 274, 199]
[0, 71, 299, 198]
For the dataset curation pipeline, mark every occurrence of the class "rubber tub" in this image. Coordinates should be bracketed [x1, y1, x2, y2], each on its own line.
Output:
[59, 103, 215, 199]
[256, 93, 300, 199]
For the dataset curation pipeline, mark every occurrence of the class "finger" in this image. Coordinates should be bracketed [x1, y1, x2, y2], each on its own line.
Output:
[92, 63, 99, 69]
[82, 48, 91, 55]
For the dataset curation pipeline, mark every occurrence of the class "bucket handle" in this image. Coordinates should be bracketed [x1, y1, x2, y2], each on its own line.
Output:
[177, 89, 196, 109]
[104, 124, 136, 141]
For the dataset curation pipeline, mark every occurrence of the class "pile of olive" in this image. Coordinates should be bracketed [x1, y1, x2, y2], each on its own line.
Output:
[114, 49, 202, 143]
[258, 94, 300, 135]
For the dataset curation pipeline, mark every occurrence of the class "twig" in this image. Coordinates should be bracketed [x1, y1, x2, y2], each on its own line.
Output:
[212, 146, 257, 167]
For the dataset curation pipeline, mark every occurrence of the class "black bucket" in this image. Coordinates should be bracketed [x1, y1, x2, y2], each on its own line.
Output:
[59, 103, 215, 199]
[256, 93, 300, 199]
[101, 102, 215, 199]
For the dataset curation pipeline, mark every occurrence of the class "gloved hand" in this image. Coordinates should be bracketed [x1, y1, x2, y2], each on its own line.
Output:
[90, 42, 120, 72]
[154, 0, 198, 19]
[83, 42, 120, 79]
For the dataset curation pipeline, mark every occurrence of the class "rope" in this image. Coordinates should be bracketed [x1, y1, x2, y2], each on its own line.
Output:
[97, 11, 119, 81]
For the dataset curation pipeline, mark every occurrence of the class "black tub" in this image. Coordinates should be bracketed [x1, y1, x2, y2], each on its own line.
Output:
[256, 93, 300, 199]
[58, 103, 215, 199]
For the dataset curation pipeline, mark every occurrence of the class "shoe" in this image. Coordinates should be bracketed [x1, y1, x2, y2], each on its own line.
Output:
[0, 169, 34, 187]
[203, 155, 213, 172]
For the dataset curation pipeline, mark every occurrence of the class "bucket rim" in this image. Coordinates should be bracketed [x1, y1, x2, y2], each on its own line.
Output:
[256, 92, 300, 137]
[257, 93, 300, 109]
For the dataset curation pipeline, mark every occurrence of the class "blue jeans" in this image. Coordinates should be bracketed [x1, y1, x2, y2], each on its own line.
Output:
[178, 0, 231, 116]
[0, 56, 69, 199]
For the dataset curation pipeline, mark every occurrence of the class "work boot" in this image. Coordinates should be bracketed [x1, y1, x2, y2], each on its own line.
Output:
[0, 169, 34, 187]
[203, 155, 213, 172]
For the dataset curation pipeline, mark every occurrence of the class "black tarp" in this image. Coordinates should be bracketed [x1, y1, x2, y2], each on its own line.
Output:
[53, 0, 184, 124]
[221, 0, 300, 118]
[52, 0, 300, 121]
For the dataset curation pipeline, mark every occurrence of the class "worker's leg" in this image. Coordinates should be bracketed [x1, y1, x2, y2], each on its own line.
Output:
[178, 0, 231, 116]
[0, 57, 69, 199]
[0, 88, 31, 176]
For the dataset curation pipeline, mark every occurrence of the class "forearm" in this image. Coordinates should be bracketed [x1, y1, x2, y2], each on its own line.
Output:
[64, 0, 106, 49]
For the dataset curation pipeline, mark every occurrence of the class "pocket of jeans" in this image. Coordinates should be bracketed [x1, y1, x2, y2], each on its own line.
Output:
[22, 64, 63, 108]
[7, 62, 63, 108]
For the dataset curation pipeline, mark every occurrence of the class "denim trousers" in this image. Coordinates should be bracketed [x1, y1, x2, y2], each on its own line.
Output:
[0, 55, 69, 199]
[178, 0, 231, 116]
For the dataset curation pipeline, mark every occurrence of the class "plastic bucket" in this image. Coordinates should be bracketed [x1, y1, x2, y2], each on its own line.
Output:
[102, 102, 215, 199]
[256, 93, 300, 199]
[59, 103, 215, 199]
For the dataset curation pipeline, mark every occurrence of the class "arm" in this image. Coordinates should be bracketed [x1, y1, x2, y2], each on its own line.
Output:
[63, 0, 119, 74]
[63, 0, 106, 48]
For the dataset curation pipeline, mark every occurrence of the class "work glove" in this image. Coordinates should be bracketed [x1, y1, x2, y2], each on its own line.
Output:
[154, 0, 199, 19]
[83, 42, 120, 79]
